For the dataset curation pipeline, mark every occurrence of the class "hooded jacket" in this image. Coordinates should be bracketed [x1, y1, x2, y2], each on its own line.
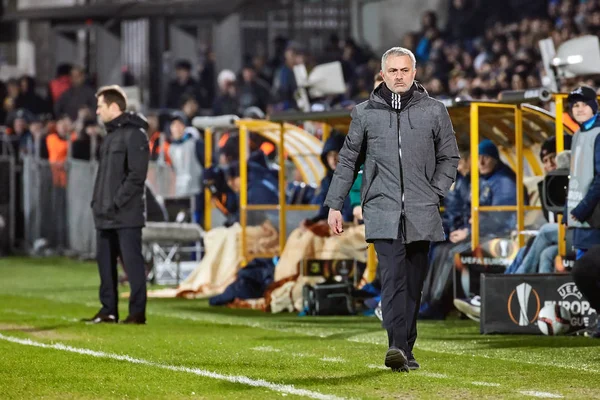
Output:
[324, 82, 459, 242]
[91, 112, 150, 230]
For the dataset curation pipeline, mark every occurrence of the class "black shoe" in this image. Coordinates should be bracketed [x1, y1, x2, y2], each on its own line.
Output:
[121, 314, 146, 325]
[81, 312, 118, 324]
[385, 347, 409, 372]
[408, 353, 420, 370]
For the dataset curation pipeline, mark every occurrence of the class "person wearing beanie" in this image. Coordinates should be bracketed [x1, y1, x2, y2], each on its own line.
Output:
[566, 86, 600, 338]
[539, 134, 573, 173]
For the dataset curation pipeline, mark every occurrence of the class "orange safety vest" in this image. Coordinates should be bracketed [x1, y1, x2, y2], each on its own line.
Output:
[46, 131, 75, 187]
[149, 131, 171, 165]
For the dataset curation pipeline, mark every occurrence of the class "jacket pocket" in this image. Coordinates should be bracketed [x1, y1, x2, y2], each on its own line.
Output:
[361, 163, 379, 208]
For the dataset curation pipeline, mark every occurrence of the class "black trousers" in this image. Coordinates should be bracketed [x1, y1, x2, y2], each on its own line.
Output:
[572, 245, 600, 312]
[96, 228, 147, 319]
[373, 239, 430, 354]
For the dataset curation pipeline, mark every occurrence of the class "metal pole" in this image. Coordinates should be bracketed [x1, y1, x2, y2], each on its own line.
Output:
[204, 127, 213, 231]
[239, 124, 248, 267]
[555, 96, 566, 258]
[515, 106, 525, 247]
[470, 104, 480, 250]
[278, 123, 287, 254]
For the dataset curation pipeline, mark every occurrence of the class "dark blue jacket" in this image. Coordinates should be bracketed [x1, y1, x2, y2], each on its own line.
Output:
[442, 172, 470, 233]
[310, 134, 353, 224]
[473, 162, 525, 236]
[570, 114, 600, 249]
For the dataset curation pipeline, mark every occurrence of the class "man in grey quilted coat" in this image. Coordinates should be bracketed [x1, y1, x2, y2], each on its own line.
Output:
[325, 47, 459, 372]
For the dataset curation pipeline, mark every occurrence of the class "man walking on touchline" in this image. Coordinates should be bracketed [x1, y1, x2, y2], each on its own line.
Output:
[325, 47, 459, 372]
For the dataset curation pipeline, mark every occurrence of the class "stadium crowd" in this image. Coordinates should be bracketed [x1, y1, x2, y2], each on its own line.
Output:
[1, 0, 599, 326]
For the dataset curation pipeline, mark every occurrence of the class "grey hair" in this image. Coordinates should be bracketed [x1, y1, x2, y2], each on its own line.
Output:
[381, 47, 416, 71]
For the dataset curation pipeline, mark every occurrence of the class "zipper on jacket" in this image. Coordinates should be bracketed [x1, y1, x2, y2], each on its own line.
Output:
[396, 112, 407, 242]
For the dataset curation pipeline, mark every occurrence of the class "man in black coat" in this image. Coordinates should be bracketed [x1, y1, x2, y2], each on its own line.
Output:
[85, 85, 150, 325]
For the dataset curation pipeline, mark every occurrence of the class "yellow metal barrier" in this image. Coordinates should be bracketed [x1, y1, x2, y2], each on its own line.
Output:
[554, 95, 567, 258]
[278, 122, 287, 254]
[204, 128, 213, 231]
[239, 124, 249, 267]
[470, 102, 527, 249]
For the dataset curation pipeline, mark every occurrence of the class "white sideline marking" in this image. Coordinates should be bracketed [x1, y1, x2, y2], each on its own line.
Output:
[419, 372, 448, 379]
[366, 364, 387, 370]
[519, 391, 563, 398]
[0, 333, 345, 400]
[251, 346, 281, 353]
[320, 357, 345, 363]
[471, 381, 500, 387]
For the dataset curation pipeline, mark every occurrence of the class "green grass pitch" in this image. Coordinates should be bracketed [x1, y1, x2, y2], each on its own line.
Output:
[0, 257, 598, 399]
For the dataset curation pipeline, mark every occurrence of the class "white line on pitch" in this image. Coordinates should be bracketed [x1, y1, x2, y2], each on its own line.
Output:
[320, 357, 345, 363]
[251, 346, 281, 353]
[471, 381, 500, 387]
[0, 333, 346, 400]
[519, 391, 564, 398]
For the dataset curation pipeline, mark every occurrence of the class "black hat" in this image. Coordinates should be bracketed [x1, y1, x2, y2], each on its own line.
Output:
[175, 60, 192, 71]
[567, 86, 598, 115]
[540, 134, 573, 160]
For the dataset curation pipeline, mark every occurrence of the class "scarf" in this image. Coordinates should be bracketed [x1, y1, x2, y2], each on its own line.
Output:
[379, 82, 416, 111]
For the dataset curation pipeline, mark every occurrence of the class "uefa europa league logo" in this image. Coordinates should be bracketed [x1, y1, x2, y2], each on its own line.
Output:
[508, 282, 541, 326]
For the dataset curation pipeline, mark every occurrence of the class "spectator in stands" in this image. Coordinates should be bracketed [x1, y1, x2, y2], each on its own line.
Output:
[425, 140, 521, 321]
[168, 114, 204, 226]
[271, 46, 298, 110]
[238, 64, 271, 114]
[166, 59, 201, 109]
[47, 114, 74, 169]
[48, 64, 72, 108]
[25, 116, 48, 158]
[213, 69, 239, 116]
[442, 148, 471, 237]
[198, 51, 216, 109]
[3, 79, 19, 118]
[55, 66, 96, 120]
[147, 113, 170, 164]
[566, 86, 600, 338]
[71, 119, 102, 161]
[180, 94, 200, 126]
[224, 159, 279, 226]
[15, 76, 47, 117]
[73, 105, 93, 136]
[506, 136, 573, 275]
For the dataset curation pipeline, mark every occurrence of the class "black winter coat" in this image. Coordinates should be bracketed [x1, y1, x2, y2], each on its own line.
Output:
[92, 112, 149, 230]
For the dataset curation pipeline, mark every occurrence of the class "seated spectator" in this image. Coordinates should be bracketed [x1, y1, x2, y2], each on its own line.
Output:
[507, 136, 573, 275]
[420, 140, 524, 320]
[442, 148, 471, 237]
